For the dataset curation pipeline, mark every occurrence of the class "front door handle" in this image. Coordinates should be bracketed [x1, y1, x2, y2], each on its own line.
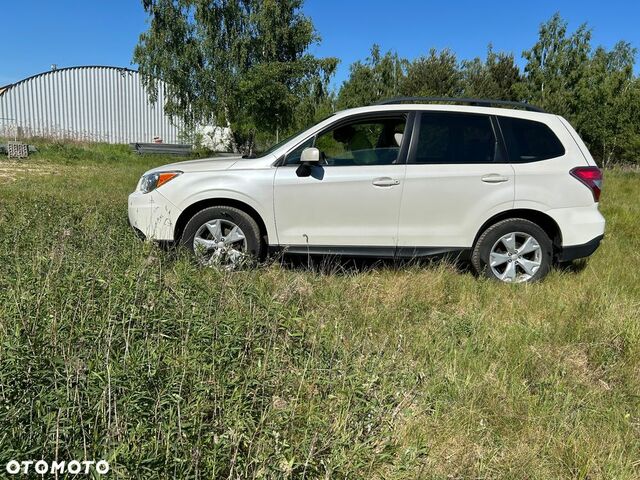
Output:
[481, 174, 509, 184]
[372, 177, 400, 187]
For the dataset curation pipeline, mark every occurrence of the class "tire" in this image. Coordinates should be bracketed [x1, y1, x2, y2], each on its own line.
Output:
[180, 206, 264, 267]
[471, 218, 553, 283]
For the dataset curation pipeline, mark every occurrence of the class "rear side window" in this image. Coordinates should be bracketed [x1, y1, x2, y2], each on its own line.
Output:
[499, 116, 565, 162]
[413, 113, 497, 164]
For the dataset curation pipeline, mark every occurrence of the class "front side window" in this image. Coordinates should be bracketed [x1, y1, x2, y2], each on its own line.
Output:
[498, 116, 565, 162]
[285, 116, 407, 166]
[414, 113, 497, 164]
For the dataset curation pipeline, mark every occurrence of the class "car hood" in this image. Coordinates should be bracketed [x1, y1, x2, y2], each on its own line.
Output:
[147, 155, 242, 174]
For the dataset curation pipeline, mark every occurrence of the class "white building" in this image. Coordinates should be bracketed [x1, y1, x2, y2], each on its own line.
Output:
[0, 65, 230, 149]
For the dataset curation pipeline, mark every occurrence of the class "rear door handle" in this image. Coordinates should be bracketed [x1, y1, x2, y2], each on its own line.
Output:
[481, 174, 509, 184]
[372, 177, 400, 187]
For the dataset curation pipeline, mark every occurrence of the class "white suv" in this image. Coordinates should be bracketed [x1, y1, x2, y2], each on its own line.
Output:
[128, 98, 605, 283]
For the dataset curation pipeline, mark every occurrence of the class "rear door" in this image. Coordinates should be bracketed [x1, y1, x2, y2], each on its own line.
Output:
[397, 111, 515, 253]
[273, 113, 413, 251]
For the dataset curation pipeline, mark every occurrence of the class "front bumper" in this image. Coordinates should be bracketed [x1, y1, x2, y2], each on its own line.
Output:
[128, 189, 180, 241]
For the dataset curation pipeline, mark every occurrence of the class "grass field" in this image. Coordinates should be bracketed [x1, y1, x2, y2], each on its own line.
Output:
[0, 141, 639, 479]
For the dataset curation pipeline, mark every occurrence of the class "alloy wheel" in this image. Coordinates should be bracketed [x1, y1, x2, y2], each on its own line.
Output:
[193, 218, 248, 268]
[489, 231, 542, 283]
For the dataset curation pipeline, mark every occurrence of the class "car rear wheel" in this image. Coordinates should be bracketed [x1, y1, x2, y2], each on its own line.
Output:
[180, 206, 264, 269]
[472, 218, 553, 283]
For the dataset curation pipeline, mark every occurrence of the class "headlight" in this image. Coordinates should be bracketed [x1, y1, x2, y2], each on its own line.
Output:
[139, 171, 182, 193]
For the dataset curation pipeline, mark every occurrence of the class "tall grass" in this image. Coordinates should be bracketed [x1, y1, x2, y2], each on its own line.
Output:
[0, 142, 639, 478]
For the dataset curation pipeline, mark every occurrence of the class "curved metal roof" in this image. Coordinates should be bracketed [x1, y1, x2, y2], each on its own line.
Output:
[0, 65, 139, 93]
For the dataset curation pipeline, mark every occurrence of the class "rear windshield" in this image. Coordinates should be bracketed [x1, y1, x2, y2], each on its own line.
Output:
[498, 116, 565, 162]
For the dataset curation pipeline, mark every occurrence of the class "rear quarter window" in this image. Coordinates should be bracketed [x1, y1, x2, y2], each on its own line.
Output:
[498, 116, 565, 162]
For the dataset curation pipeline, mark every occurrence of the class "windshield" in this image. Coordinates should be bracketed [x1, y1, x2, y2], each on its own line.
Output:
[259, 127, 310, 157]
[256, 113, 337, 158]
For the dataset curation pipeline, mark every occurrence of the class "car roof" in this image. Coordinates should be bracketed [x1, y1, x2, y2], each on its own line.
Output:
[332, 103, 557, 121]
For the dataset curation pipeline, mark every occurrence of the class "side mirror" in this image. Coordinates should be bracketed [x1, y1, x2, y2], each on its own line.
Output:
[296, 147, 321, 177]
[300, 147, 320, 164]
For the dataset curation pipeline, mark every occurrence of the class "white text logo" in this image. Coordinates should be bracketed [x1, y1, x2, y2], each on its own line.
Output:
[5, 460, 109, 475]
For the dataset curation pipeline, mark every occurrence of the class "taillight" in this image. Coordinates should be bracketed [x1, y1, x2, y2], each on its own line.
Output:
[570, 167, 602, 202]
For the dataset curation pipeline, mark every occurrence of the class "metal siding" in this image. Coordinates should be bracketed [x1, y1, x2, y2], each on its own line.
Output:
[0, 66, 182, 144]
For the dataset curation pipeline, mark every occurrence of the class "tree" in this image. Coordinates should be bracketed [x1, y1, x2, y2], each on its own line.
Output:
[574, 42, 640, 166]
[133, 0, 337, 153]
[521, 13, 640, 164]
[400, 48, 462, 97]
[520, 13, 592, 116]
[336, 45, 406, 109]
[461, 45, 521, 100]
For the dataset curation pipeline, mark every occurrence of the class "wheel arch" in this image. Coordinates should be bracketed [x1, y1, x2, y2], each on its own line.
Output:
[473, 209, 563, 257]
[174, 198, 269, 244]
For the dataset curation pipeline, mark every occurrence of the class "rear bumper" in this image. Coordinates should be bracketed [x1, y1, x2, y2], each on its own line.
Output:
[546, 204, 605, 246]
[559, 234, 603, 262]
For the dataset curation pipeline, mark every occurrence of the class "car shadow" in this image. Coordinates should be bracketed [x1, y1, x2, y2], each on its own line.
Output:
[556, 258, 589, 274]
[272, 251, 474, 276]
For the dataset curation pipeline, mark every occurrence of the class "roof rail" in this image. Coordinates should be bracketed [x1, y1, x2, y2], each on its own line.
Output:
[373, 96, 547, 113]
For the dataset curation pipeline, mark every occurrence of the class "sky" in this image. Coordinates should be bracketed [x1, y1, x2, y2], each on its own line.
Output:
[1, 0, 638, 90]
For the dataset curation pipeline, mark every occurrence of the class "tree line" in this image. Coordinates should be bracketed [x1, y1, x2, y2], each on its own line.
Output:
[335, 14, 640, 166]
[135, 2, 640, 165]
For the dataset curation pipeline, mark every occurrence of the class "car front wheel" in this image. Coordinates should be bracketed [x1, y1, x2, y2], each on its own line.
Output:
[472, 218, 553, 283]
[180, 206, 264, 268]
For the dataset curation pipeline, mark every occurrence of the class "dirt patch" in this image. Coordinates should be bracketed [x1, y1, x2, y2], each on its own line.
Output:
[0, 160, 73, 183]
[532, 343, 611, 390]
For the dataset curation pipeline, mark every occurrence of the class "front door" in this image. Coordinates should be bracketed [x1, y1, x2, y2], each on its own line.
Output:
[274, 113, 412, 253]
